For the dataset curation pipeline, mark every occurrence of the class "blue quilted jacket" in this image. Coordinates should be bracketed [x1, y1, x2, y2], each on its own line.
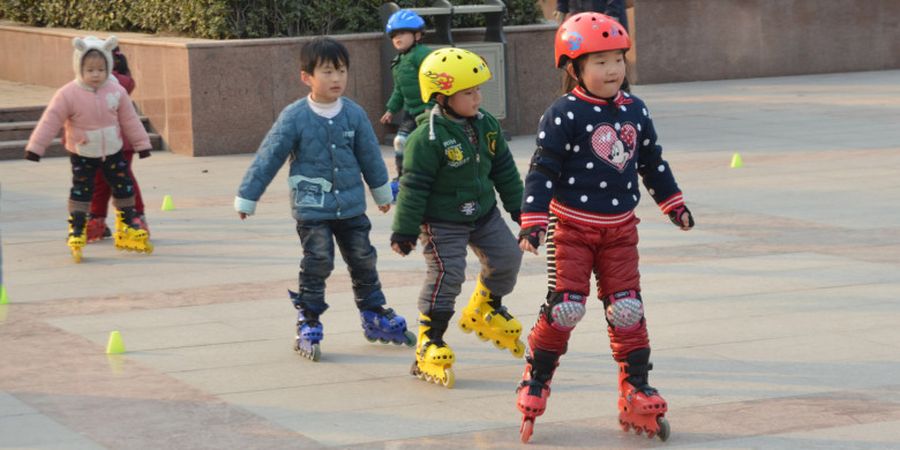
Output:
[235, 97, 392, 221]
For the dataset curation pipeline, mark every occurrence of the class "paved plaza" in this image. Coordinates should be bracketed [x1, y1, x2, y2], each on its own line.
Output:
[1, 70, 899, 449]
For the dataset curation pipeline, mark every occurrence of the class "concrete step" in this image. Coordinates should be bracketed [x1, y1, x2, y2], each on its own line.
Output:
[0, 133, 162, 160]
[0, 105, 45, 122]
[0, 116, 153, 141]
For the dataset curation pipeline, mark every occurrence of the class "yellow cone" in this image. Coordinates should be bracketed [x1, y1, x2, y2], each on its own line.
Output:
[0, 285, 8, 305]
[161, 194, 175, 211]
[730, 153, 744, 169]
[106, 330, 126, 354]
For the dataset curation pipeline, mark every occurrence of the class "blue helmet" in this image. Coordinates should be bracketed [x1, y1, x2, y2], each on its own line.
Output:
[386, 9, 425, 34]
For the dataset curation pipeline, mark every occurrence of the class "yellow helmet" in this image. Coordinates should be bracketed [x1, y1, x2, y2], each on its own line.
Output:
[418, 47, 492, 103]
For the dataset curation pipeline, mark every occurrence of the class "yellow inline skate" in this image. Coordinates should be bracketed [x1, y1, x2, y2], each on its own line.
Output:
[410, 313, 455, 388]
[114, 208, 153, 254]
[67, 212, 88, 263]
[458, 278, 525, 357]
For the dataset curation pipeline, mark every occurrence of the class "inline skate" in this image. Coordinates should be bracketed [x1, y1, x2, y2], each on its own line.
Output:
[85, 216, 111, 243]
[114, 207, 153, 254]
[617, 349, 669, 441]
[410, 312, 454, 388]
[290, 290, 322, 361]
[516, 348, 559, 443]
[458, 278, 525, 357]
[360, 307, 415, 346]
[67, 212, 88, 263]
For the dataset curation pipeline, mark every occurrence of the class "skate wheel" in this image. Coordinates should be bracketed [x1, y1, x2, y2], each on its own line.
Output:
[310, 344, 321, 362]
[620, 420, 631, 433]
[144, 243, 154, 254]
[71, 248, 82, 263]
[409, 361, 419, 377]
[511, 341, 526, 358]
[520, 418, 534, 443]
[634, 425, 643, 435]
[656, 416, 670, 442]
[365, 335, 378, 343]
[424, 373, 434, 383]
[403, 330, 416, 347]
[441, 368, 454, 388]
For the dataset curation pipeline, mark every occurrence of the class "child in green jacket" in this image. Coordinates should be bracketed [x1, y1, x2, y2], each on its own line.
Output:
[390, 48, 525, 388]
[380, 9, 433, 198]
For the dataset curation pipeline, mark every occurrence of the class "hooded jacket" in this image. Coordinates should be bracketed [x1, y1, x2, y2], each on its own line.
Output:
[26, 36, 150, 159]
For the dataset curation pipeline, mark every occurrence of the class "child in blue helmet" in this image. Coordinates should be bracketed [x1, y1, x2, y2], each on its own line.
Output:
[380, 9, 433, 200]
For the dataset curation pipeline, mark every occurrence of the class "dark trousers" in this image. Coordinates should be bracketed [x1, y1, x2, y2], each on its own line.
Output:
[69, 152, 135, 212]
[294, 214, 386, 316]
[90, 151, 145, 217]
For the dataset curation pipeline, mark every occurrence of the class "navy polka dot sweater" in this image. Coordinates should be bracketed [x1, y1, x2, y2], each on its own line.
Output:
[521, 87, 684, 229]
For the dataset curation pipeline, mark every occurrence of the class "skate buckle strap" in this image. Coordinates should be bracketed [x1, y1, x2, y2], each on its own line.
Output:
[486, 305, 513, 321]
[624, 362, 653, 375]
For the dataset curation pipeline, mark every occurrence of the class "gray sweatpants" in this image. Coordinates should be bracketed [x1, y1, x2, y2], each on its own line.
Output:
[417, 206, 523, 315]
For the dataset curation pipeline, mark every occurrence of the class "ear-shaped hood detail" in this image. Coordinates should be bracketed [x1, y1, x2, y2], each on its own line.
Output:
[72, 35, 117, 86]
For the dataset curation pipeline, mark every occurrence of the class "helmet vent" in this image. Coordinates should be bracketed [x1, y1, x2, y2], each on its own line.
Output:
[473, 67, 478, 73]
[603, 31, 609, 38]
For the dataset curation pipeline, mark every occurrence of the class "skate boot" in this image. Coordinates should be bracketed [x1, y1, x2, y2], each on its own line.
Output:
[290, 290, 323, 361]
[114, 207, 153, 254]
[67, 212, 88, 263]
[458, 278, 525, 357]
[410, 312, 455, 388]
[617, 348, 670, 441]
[516, 348, 560, 443]
[85, 216, 111, 243]
[360, 307, 415, 346]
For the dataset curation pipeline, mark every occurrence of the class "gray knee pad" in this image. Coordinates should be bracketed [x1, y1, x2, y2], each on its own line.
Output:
[543, 291, 587, 332]
[603, 289, 644, 331]
[393, 133, 408, 155]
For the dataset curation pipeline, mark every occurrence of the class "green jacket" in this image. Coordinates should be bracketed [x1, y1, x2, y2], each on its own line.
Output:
[392, 109, 523, 236]
[386, 44, 432, 116]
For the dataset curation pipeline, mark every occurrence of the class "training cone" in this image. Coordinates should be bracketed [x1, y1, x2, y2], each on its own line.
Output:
[106, 330, 126, 354]
[0, 285, 8, 305]
[161, 194, 175, 211]
[730, 153, 744, 169]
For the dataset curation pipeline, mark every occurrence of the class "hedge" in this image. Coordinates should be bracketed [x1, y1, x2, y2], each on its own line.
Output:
[0, 0, 541, 39]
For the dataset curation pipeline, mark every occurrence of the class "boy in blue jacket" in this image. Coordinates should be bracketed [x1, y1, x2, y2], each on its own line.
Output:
[235, 37, 414, 362]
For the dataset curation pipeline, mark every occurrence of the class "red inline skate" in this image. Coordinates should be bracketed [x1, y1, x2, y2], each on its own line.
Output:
[516, 348, 559, 443]
[617, 349, 670, 441]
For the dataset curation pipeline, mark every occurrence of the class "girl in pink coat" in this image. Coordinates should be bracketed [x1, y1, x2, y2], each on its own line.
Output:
[26, 35, 154, 262]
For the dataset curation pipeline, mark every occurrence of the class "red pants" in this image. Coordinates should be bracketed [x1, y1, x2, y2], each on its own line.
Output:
[528, 215, 649, 360]
[89, 151, 144, 217]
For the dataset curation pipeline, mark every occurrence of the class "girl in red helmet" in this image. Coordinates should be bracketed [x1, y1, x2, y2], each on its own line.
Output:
[515, 12, 694, 443]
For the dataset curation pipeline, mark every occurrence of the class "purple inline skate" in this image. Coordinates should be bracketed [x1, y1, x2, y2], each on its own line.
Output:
[360, 307, 415, 346]
[289, 290, 323, 361]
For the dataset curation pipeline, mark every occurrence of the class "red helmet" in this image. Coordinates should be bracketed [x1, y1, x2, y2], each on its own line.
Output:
[554, 12, 631, 68]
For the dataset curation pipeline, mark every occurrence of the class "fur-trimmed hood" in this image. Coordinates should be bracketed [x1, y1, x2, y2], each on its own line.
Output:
[72, 35, 117, 87]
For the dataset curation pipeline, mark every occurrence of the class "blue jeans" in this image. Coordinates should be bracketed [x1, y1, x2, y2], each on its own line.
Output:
[294, 214, 386, 316]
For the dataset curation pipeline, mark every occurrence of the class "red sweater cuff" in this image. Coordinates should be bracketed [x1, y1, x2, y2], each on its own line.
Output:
[520, 212, 549, 229]
[658, 192, 684, 214]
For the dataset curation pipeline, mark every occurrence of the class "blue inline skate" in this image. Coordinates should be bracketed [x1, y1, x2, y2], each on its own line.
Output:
[360, 307, 415, 346]
[289, 290, 322, 361]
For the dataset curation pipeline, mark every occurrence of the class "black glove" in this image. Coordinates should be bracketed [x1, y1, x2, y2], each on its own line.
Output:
[667, 204, 695, 230]
[510, 210, 521, 226]
[390, 232, 418, 256]
[25, 151, 41, 162]
[138, 150, 152, 159]
[518, 225, 546, 249]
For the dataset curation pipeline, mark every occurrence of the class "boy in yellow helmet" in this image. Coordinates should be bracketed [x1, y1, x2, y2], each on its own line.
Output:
[390, 48, 525, 388]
